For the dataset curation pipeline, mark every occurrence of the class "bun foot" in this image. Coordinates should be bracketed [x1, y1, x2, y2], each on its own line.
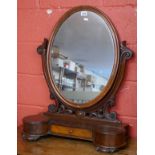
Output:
[23, 113, 50, 141]
[96, 146, 117, 153]
[22, 132, 41, 141]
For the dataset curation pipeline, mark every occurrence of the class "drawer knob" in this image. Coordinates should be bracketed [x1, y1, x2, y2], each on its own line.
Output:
[68, 129, 73, 133]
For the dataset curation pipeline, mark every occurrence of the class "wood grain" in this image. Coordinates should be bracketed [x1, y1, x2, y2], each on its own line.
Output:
[18, 127, 137, 155]
[51, 125, 92, 140]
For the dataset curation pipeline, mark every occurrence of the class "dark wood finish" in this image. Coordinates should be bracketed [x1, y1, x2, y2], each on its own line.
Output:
[22, 114, 50, 141]
[46, 5, 120, 110]
[23, 113, 129, 152]
[18, 127, 137, 155]
[22, 6, 133, 153]
[93, 125, 128, 152]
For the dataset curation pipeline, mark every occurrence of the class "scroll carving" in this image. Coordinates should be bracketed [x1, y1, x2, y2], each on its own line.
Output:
[37, 39, 133, 122]
[120, 41, 133, 60]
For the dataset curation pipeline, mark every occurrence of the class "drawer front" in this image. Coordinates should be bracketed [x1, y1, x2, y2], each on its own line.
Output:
[50, 125, 92, 140]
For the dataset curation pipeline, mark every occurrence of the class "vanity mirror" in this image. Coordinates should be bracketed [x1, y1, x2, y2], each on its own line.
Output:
[23, 6, 133, 153]
[50, 10, 117, 106]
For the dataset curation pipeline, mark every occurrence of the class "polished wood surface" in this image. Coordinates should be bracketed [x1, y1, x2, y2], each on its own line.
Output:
[23, 113, 129, 152]
[51, 125, 92, 140]
[18, 127, 136, 155]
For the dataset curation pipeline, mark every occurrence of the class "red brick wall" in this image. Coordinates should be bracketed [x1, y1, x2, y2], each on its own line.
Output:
[17, 0, 137, 137]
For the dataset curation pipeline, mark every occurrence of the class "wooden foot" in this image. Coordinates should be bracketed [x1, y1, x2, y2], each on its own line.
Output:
[96, 146, 117, 153]
[22, 132, 42, 141]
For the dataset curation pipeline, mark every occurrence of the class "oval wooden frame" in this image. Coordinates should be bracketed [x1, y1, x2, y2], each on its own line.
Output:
[46, 6, 120, 109]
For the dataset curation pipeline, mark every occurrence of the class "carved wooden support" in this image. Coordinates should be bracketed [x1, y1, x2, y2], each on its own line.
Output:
[37, 39, 49, 55]
[36, 39, 133, 123]
[37, 38, 57, 103]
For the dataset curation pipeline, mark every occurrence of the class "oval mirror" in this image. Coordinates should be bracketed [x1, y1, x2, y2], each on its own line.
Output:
[48, 7, 119, 108]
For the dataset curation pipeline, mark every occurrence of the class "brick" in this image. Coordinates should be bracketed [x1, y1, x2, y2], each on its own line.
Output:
[17, 0, 39, 9]
[17, 74, 53, 107]
[18, 6, 136, 44]
[111, 81, 137, 117]
[18, 9, 68, 42]
[124, 44, 137, 81]
[100, 6, 137, 44]
[40, 0, 103, 8]
[124, 60, 137, 82]
[118, 115, 137, 138]
[17, 104, 47, 126]
[18, 42, 43, 75]
[103, 0, 137, 7]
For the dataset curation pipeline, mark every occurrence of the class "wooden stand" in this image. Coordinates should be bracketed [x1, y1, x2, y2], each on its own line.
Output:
[23, 113, 128, 153]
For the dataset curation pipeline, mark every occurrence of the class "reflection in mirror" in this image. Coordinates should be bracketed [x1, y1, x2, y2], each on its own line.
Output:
[50, 11, 115, 104]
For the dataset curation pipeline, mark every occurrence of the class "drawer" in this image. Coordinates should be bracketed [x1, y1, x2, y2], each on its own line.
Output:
[50, 125, 92, 140]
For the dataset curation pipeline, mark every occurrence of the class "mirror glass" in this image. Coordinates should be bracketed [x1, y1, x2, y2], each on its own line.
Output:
[50, 11, 115, 104]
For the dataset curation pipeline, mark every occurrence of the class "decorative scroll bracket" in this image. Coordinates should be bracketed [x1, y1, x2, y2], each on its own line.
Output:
[37, 38, 49, 55]
[120, 41, 133, 60]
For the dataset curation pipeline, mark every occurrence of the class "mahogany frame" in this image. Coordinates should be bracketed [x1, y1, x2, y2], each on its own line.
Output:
[47, 6, 120, 109]
[22, 6, 133, 153]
